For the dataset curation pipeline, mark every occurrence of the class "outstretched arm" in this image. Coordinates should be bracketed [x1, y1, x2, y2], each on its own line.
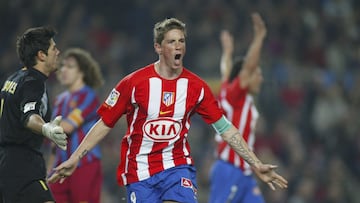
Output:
[47, 118, 111, 183]
[223, 125, 287, 190]
[27, 114, 67, 150]
[222, 125, 287, 190]
[213, 116, 288, 190]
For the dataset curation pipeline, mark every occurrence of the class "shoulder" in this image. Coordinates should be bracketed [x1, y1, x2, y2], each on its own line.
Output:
[82, 85, 97, 95]
[121, 64, 155, 84]
[56, 91, 70, 101]
[7, 68, 44, 90]
[23, 68, 46, 86]
[182, 68, 208, 86]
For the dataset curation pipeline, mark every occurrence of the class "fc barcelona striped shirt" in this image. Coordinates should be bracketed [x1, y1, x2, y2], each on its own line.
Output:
[52, 85, 101, 167]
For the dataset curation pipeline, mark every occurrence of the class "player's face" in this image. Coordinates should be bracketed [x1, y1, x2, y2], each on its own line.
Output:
[249, 67, 263, 94]
[44, 39, 60, 72]
[157, 29, 186, 70]
[57, 56, 84, 89]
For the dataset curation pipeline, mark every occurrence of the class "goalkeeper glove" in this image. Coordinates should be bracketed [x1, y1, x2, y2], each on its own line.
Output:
[42, 116, 67, 150]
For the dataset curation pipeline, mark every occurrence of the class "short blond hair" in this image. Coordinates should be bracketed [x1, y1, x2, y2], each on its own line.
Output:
[153, 18, 186, 44]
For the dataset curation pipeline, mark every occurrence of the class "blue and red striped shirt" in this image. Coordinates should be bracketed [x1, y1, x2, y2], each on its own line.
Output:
[52, 85, 101, 167]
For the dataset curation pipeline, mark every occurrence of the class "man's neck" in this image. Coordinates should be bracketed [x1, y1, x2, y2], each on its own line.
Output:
[154, 61, 182, 80]
[68, 79, 85, 93]
[33, 64, 50, 77]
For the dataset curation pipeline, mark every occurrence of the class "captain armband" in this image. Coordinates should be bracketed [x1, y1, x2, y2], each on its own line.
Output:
[211, 115, 232, 134]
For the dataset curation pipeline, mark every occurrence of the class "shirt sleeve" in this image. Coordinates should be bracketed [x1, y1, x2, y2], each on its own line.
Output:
[19, 79, 46, 126]
[195, 82, 224, 125]
[97, 77, 132, 128]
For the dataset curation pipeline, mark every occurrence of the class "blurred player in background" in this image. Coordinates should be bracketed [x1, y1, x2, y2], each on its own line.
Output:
[47, 48, 104, 203]
[0, 26, 67, 203]
[209, 13, 268, 203]
[49, 17, 287, 203]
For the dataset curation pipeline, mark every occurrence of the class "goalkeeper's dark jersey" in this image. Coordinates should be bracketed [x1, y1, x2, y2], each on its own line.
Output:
[0, 67, 51, 152]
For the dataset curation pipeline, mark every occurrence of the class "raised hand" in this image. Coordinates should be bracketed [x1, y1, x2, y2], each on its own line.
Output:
[220, 30, 234, 55]
[252, 12, 267, 39]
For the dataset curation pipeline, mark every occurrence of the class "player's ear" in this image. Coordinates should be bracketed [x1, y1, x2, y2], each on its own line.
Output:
[37, 50, 47, 62]
[154, 43, 162, 55]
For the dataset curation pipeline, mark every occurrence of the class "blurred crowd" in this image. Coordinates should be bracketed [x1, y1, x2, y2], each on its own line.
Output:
[1, 0, 360, 202]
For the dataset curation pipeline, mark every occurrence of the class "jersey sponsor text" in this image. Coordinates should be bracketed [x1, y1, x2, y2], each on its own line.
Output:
[143, 117, 181, 141]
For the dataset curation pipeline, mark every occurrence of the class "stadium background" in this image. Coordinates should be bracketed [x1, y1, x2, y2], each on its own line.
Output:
[1, 0, 360, 202]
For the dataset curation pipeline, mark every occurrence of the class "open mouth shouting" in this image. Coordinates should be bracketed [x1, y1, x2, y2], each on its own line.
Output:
[174, 54, 182, 66]
[175, 54, 181, 60]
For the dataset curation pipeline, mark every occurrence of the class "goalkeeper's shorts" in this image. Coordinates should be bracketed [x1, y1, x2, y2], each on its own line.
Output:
[0, 146, 54, 202]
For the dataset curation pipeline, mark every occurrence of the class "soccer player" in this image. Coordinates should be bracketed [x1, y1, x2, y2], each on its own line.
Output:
[48, 18, 287, 203]
[47, 48, 104, 203]
[209, 13, 268, 203]
[0, 26, 67, 203]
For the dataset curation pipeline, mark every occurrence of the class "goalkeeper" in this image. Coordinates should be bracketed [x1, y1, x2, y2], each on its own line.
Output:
[0, 26, 67, 203]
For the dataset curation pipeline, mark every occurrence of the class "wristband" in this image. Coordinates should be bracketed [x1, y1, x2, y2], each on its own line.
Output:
[211, 115, 231, 134]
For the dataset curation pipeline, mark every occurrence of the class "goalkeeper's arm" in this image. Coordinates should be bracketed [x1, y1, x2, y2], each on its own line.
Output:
[26, 114, 68, 150]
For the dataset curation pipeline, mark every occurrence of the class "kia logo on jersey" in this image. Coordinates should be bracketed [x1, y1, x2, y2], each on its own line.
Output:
[143, 118, 182, 141]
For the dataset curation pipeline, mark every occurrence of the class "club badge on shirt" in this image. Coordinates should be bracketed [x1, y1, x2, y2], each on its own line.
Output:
[105, 89, 120, 107]
[23, 101, 36, 113]
[162, 92, 174, 106]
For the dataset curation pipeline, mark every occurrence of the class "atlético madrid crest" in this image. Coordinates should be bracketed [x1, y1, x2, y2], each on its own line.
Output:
[162, 92, 174, 106]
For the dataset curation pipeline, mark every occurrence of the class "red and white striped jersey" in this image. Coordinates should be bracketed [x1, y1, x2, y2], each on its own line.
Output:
[98, 64, 223, 186]
[215, 77, 259, 175]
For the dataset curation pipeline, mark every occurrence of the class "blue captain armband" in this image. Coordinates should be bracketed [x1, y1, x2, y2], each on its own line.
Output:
[211, 115, 232, 134]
